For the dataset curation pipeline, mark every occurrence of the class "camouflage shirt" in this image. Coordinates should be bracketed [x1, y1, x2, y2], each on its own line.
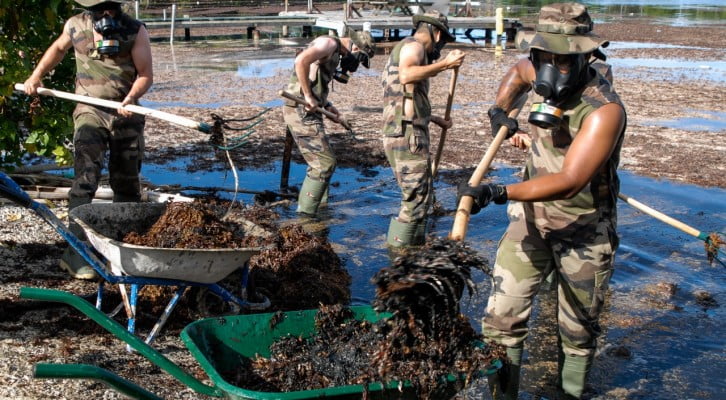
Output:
[285, 36, 341, 108]
[381, 37, 431, 136]
[66, 12, 143, 112]
[523, 68, 626, 235]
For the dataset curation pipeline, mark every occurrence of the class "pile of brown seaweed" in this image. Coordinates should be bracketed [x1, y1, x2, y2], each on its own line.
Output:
[248, 224, 352, 311]
[122, 199, 266, 249]
[230, 238, 505, 398]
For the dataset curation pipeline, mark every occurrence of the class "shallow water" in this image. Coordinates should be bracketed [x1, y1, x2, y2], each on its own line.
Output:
[141, 155, 725, 399]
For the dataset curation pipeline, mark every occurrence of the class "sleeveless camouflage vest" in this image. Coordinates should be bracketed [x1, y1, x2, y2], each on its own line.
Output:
[285, 36, 341, 107]
[525, 68, 626, 233]
[381, 37, 431, 136]
[66, 12, 142, 106]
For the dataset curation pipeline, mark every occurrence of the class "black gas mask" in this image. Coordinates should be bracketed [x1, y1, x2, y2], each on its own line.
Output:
[334, 51, 369, 84]
[528, 50, 589, 129]
[89, 3, 123, 55]
[425, 25, 447, 61]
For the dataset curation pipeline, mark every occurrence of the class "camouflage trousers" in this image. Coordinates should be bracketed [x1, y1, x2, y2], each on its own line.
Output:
[383, 122, 432, 223]
[482, 201, 618, 358]
[70, 109, 145, 206]
[282, 105, 337, 182]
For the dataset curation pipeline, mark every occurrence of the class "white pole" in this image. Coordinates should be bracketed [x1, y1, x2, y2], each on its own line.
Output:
[14, 84, 210, 133]
[134, 1, 139, 19]
[170, 4, 176, 44]
[163, 8, 166, 21]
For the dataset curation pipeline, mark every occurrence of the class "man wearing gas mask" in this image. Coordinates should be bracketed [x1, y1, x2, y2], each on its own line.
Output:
[456, 3, 626, 399]
[282, 30, 375, 216]
[23, 0, 152, 280]
[381, 11, 465, 248]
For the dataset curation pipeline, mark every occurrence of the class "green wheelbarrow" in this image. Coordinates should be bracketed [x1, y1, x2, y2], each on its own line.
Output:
[20, 287, 502, 399]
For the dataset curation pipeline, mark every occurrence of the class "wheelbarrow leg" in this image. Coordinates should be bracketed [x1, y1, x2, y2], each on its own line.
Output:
[126, 284, 141, 353]
[145, 285, 187, 345]
[95, 280, 104, 310]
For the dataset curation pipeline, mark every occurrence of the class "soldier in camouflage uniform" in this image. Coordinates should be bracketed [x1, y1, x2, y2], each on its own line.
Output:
[381, 11, 465, 247]
[456, 3, 626, 399]
[24, 0, 152, 280]
[283, 30, 375, 216]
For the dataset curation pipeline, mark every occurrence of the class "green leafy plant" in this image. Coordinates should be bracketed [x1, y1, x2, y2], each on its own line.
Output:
[0, 0, 76, 169]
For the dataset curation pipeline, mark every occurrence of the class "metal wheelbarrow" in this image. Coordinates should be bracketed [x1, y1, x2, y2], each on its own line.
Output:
[20, 288, 503, 400]
[0, 172, 271, 345]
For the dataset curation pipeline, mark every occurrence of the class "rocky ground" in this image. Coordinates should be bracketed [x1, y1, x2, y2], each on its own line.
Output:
[0, 10, 724, 400]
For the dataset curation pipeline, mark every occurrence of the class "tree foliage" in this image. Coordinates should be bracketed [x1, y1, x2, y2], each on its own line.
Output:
[0, 0, 76, 169]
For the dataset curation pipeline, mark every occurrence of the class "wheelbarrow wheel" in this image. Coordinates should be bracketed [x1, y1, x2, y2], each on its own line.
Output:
[192, 287, 242, 318]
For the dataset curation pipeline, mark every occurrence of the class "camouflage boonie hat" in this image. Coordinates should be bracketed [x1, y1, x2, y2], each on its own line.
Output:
[412, 10, 456, 43]
[75, 0, 128, 7]
[350, 30, 376, 59]
[516, 2, 608, 55]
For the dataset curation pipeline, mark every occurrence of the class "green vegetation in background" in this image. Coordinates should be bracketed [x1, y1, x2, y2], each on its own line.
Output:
[0, 0, 75, 169]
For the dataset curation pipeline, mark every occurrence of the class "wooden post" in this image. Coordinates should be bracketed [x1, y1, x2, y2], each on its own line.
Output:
[280, 127, 294, 190]
[495, 7, 504, 42]
[170, 4, 176, 44]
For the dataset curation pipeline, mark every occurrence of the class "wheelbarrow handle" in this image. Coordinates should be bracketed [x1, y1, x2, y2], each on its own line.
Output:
[20, 287, 223, 398]
[34, 363, 163, 400]
[0, 173, 33, 208]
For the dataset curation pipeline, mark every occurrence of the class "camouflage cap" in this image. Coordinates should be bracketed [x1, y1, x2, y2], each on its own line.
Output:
[75, 0, 128, 8]
[516, 2, 608, 55]
[350, 30, 376, 59]
[412, 10, 456, 43]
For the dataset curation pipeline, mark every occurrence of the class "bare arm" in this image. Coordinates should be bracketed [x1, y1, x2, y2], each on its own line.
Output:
[493, 57, 534, 111]
[398, 42, 464, 85]
[23, 27, 73, 95]
[294, 37, 337, 110]
[119, 25, 153, 116]
[398, 43, 465, 123]
[505, 102, 626, 201]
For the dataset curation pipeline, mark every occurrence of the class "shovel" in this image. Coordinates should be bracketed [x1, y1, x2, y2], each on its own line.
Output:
[449, 93, 528, 241]
[431, 67, 459, 178]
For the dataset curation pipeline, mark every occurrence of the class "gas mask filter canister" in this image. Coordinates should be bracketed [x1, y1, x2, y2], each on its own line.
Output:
[93, 15, 121, 55]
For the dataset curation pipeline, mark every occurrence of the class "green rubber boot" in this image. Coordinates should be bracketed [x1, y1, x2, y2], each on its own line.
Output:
[386, 218, 426, 248]
[558, 353, 592, 399]
[488, 346, 522, 400]
[296, 177, 329, 216]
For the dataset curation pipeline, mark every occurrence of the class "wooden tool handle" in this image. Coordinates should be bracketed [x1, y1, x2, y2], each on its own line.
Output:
[450, 93, 528, 241]
[432, 67, 459, 178]
[618, 193, 706, 240]
[278, 90, 352, 130]
[14, 83, 211, 133]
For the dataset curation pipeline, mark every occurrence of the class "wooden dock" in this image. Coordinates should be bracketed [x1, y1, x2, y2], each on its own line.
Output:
[144, 10, 521, 42]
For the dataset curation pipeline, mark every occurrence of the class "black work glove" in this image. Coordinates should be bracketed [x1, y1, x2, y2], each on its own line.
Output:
[456, 182, 508, 215]
[488, 106, 518, 139]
